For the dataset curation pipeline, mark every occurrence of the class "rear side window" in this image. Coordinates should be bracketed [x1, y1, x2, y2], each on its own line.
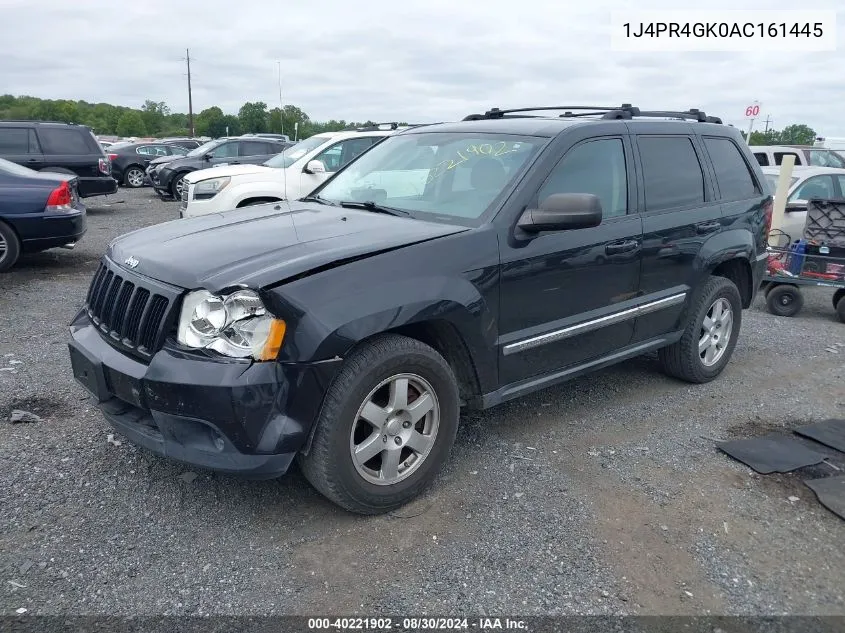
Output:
[0, 128, 40, 154]
[703, 137, 759, 200]
[637, 136, 705, 211]
[774, 151, 800, 166]
[754, 152, 769, 166]
[240, 141, 272, 156]
[38, 128, 97, 154]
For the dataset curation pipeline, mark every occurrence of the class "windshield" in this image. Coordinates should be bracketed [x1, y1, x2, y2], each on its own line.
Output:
[764, 174, 799, 193]
[314, 132, 544, 223]
[0, 157, 37, 177]
[186, 139, 225, 157]
[264, 135, 330, 168]
[808, 149, 845, 168]
[168, 145, 189, 155]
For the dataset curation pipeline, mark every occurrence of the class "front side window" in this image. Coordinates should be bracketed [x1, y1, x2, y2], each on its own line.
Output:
[316, 132, 545, 224]
[637, 136, 705, 211]
[538, 138, 628, 219]
[788, 175, 835, 202]
[210, 142, 239, 159]
[314, 137, 380, 173]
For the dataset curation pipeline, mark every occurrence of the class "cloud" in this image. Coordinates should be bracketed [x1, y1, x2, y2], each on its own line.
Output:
[0, 0, 842, 135]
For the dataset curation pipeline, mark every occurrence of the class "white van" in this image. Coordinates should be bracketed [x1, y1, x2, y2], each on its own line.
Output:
[750, 145, 845, 169]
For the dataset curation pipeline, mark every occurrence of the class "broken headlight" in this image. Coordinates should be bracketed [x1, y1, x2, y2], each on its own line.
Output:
[176, 289, 286, 360]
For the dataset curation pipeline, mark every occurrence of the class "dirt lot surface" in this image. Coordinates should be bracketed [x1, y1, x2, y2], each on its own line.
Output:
[1, 188, 844, 616]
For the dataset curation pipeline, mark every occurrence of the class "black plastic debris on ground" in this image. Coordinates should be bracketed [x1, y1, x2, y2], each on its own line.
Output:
[804, 475, 845, 521]
[795, 419, 845, 453]
[716, 433, 826, 474]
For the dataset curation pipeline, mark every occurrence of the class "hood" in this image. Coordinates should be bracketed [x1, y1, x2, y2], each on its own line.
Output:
[149, 155, 176, 166]
[185, 163, 275, 183]
[107, 202, 468, 293]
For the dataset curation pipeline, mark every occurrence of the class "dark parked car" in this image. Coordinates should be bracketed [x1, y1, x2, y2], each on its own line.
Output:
[151, 136, 292, 199]
[68, 104, 771, 514]
[158, 138, 203, 150]
[0, 157, 86, 271]
[107, 142, 191, 188]
[0, 121, 117, 198]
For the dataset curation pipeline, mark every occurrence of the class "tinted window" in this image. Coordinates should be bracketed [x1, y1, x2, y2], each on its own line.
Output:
[0, 128, 38, 154]
[539, 138, 628, 218]
[808, 149, 845, 168]
[38, 128, 95, 154]
[754, 152, 769, 166]
[137, 145, 169, 156]
[774, 151, 801, 166]
[704, 137, 758, 200]
[315, 137, 379, 173]
[788, 175, 835, 202]
[240, 141, 274, 156]
[638, 136, 705, 211]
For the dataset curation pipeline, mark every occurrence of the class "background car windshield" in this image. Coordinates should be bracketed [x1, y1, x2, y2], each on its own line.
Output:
[186, 139, 223, 157]
[264, 136, 328, 168]
[764, 174, 799, 193]
[316, 133, 543, 222]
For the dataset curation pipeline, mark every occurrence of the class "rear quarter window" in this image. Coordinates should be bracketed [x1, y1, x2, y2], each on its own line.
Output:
[38, 127, 100, 155]
[703, 137, 759, 200]
[637, 136, 705, 211]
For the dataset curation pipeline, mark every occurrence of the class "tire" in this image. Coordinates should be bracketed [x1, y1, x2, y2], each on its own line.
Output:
[658, 276, 742, 384]
[170, 173, 186, 199]
[123, 166, 145, 188]
[833, 289, 845, 311]
[766, 284, 803, 317]
[836, 296, 845, 324]
[0, 221, 21, 272]
[298, 334, 460, 515]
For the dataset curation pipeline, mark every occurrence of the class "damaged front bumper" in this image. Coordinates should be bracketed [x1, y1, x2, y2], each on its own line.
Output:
[67, 309, 341, 479]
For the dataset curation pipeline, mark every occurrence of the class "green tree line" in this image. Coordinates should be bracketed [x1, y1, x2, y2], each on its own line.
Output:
[742, 124, 817, 146]
[0, 95, 393, 140]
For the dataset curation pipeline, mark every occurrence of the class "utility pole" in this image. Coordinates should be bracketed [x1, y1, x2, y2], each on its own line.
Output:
[186, 48, 194, 137]
[764, 115, 773, 133]
[277, 61, 284, 136]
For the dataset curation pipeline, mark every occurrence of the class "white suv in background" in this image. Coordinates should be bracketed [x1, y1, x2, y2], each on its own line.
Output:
[180, 124, 413, 218]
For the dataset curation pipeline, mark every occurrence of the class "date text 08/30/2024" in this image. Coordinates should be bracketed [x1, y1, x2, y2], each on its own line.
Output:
[307, 617, 528, 630]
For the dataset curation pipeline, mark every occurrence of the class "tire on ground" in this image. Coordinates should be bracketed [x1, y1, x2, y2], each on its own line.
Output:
[766, 284, 803, 318]
[658, 275, 743, 384]
[0, 220, 21, 272]
[298, 333, 460, 515]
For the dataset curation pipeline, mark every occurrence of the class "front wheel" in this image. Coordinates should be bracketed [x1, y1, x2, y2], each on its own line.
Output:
[658, 276, 742, 384]
[171, 173, 186, 199]
[298, 334, 460, 514]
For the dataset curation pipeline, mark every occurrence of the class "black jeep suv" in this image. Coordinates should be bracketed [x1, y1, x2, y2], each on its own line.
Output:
[0, 121, 118, 198]
[67, 105, 771, 514]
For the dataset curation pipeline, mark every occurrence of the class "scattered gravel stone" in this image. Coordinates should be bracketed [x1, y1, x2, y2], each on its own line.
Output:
[9, 410, 41, 424]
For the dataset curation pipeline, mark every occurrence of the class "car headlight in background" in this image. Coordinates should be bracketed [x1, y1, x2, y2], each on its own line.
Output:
[176, 289, 286, 360]
[193, 176, 231, 200]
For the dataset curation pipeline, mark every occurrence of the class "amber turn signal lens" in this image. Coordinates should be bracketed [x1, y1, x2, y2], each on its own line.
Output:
[258, 319, 286, 361]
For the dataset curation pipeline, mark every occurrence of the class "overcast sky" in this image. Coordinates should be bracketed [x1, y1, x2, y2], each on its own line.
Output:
[1, 0, 842, 135]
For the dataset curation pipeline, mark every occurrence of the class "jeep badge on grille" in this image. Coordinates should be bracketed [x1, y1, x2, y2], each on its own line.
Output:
[124, 256, 139, 269]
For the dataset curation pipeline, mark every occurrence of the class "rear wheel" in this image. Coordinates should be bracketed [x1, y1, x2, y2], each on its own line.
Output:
[658, 276, 742, 384]
[766, 284, 803, 317]
[123, 166, 145, 188]
[0, 221, 21, 272]
[298, 334, 460, 514]
[833, 289, 845, 311]
[836, 295, 845, 324]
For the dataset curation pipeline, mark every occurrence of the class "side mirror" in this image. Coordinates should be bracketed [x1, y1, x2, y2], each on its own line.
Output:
[304, 160, 326, 174]
[517, 193, 603, 233]
[203, 153, 213, 161]
[785, 201, 808, 212]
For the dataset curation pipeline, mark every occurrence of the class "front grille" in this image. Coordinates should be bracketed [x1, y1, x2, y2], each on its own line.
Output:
[85, 259, 180, 360]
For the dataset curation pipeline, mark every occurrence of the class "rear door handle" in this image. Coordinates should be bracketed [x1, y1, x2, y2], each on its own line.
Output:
[26, 158, 38, 162]
[605, 240, 640, 255]
[696, 221, 721, 234]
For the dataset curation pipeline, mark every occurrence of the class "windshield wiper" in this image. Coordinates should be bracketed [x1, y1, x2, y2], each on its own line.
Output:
[338, 200, 410, 217]
[300, 194, 338, 206]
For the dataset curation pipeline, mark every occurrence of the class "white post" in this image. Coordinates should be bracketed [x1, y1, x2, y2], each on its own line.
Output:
[746, 117, 755, 144]
[769, 154, 795, 240]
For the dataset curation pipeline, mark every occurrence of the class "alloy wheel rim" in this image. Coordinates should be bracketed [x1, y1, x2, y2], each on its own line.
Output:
[128, 170, 144, 187]
[0, 233, 6, 260]
[175, 177, 184, 195]
[699, 298, 733, 367]
[349, 373, 440, 486]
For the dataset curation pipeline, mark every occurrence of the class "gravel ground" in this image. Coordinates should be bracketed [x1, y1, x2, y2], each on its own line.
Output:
[1, 188, 844, 617]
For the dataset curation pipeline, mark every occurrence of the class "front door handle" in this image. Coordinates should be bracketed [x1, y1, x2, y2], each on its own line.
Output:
[696, 221, 721, 234]
[605, 240, 640, 255]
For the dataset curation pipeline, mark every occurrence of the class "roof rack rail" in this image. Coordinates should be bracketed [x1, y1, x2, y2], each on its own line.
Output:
[463, 105, 722, 125]
[342, 122, 409, 132]
[0, 119, 81, 126]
